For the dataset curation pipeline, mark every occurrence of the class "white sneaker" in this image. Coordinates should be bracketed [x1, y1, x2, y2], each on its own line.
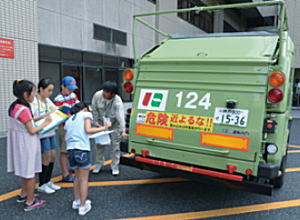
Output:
[78, 201, 92, 216]
[37, 183, 55, 194]
[47, 182, 61, 191]
[112, 168, 119, 176]
[92, 164, 102, 174]
[72, 200, 91, 210]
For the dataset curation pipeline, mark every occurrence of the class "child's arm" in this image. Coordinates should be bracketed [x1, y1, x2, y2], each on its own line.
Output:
[85, 118, 111, 135]
[33, 112, 50, 121]
[25, 116, 52, 135]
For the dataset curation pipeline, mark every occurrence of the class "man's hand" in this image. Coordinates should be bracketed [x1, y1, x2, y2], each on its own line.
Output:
[121, 134, 128, 140]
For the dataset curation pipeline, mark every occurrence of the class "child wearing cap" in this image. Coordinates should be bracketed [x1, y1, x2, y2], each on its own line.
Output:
[54, 76, 80, 182]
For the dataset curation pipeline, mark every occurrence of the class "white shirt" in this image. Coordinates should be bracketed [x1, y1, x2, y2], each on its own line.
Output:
[30, 95, 58, 138]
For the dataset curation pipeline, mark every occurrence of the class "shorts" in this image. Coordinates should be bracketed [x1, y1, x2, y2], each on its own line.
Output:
[67, 149, 91, 170]
[57, 126, 67, 153]
[40, 136, 57, 153]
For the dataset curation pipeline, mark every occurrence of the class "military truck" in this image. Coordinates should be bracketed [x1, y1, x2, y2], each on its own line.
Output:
[121, 0, 294, 195]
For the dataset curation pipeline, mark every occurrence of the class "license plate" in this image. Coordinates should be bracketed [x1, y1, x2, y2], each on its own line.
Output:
[213, 108, 248, 127]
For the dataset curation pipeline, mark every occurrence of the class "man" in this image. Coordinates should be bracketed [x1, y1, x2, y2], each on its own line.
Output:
[91, 81, 126, 176]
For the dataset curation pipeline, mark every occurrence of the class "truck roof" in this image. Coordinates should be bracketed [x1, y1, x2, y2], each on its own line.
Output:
[169, 30, 279, 39]
[142, 31, 280, 63]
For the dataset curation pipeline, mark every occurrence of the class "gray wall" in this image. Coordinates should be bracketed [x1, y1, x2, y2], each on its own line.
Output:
[37, 0, 157, 58]
[286, 0, 300, 68]
[0, 0, 39, 135]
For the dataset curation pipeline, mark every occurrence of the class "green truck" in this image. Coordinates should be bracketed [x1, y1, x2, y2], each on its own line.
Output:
[121, 0, 294, 195]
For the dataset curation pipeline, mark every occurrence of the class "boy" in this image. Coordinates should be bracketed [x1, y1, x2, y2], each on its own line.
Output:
[54, 76, 79, 182]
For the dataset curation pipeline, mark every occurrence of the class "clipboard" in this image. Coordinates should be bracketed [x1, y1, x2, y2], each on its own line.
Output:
[35, 110, 68, 134]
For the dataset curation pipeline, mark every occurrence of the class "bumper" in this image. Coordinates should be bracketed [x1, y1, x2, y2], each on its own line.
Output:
[120, 154, 274, 196]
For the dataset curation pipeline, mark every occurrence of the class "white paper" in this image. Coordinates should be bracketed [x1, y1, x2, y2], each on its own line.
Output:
[89, 130, 114, 145]
[35, 110, 68, 134]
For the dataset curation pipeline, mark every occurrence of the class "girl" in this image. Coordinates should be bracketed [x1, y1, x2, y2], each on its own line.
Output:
[7, 80, 52, 211]
[31, 78, 61, 194]
[64, 103, 111, 216]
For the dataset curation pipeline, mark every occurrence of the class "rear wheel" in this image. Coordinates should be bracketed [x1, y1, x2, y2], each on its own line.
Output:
[271, 154, 287, 188]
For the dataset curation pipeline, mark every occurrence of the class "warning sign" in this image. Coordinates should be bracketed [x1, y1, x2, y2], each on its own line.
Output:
[0, 38, 14, 59]
[145, 111, 214, 132]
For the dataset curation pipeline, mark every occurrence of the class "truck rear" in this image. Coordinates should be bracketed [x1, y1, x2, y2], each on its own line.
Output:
[121, 0, 294, 195]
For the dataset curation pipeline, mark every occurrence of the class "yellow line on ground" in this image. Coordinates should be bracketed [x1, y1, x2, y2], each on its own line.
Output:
[57, 177, 188, 188]
[288, 150, 300, 154]
[117, 199, 300, 220]
[285, 167, 300, 173]
[0, 154, 133, 202]
[288, 145, 300, 149]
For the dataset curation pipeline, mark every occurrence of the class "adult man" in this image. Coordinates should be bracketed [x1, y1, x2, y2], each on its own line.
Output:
[91, 81, 126, 176]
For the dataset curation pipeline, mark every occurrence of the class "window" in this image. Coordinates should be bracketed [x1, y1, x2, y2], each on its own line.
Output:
[94, 25, 111, 42]
[83, 52, 103, 66]
[224, 21, 238, 32]
[39, 45, 60, 61]
[246, 16, 275, 29]
[147, 0, 156, 4]
[62, 49, 82, 63]
[177, 0, 214, 33]
[94, 24, 127, 45]
[112, 30, 127, 46]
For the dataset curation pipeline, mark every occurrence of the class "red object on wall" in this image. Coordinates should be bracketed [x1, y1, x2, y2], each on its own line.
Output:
[0, 38, 14, 59]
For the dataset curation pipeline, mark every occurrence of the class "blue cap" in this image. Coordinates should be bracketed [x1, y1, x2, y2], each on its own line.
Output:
[62, 76, 78, 90]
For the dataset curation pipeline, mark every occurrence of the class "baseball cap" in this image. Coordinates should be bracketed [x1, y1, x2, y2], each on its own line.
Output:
[62, 76, 78, 90]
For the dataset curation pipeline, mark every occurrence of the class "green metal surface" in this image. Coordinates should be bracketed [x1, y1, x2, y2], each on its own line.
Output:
[127, 0, 294, 180]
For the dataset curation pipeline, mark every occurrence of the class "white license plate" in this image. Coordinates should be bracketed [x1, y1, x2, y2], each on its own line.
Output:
[213, 108, 248, 127]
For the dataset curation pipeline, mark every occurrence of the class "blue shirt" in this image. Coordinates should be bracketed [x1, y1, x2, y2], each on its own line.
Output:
[64, 111, 93, 151]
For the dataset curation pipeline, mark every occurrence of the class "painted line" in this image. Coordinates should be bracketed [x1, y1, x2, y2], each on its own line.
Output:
[116, 199, 300, 220]
[288, 145, 300, 149]
[57, 177, 188, 188]
[0, 154, 133, 202]
[285, 167, 300, 173]
[288, 150, 300, 154]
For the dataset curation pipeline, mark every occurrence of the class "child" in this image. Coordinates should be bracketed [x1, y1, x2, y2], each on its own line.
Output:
[7, 80, 52, 211]
[64, 103, 111, 216]
[54, 76, 79, 182]
[30, 78, 61, 194]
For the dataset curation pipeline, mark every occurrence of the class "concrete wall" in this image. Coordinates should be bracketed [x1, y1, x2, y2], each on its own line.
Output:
[286, 0, 300, 68]
[0, 0, 39, 136]
[37, 0, 156, 58]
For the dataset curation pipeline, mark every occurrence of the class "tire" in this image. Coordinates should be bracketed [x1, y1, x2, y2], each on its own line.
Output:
[271, 155, 287, 188]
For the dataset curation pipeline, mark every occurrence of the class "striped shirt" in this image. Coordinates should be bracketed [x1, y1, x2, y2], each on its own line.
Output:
[54, 92, 79, 107]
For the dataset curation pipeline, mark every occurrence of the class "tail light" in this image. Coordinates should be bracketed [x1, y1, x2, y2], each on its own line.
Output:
[123, 69, 134, 93]
[124, 69, 134, 81]
[246, 169, 253, 175]
[268, 88, 284, 103]
[123, 82, 133, 93]
[269, 72, 285, 87]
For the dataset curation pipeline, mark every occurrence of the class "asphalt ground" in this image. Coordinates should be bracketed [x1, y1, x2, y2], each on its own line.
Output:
[0, 120, 300, 219]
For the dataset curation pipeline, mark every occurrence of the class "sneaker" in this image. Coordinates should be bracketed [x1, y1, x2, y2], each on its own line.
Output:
[78, 201, 92, 216]
[47, 182, 61, 191]
[72, 199, 91, 210]
[16, 194, 39, 203]
[62, 174, 75, 182]
[92, 164, 102, 174]
[24, 199, 45, 211]
[37, 183, 55, 194]
[112, 168, 119, 176]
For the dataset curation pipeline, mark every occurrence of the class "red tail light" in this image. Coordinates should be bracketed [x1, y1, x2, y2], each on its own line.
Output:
[227, 165, 237, 174]
[268, 88, 283, 103]
[123, 82, 133, 93]
[246, 169, 253, 175]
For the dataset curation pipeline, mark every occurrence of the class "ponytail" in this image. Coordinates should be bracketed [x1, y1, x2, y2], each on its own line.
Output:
[8, 80, 35, 116]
